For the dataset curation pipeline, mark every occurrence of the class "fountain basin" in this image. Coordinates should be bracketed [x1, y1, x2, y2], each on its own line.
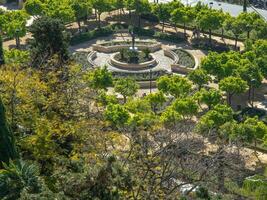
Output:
[110, 52, 158, 70]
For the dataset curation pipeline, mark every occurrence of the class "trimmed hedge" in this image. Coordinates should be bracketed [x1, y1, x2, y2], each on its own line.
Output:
[70, 26, 114, 45]
[70, 25, 186, 46]
[133, 27, 185, 43]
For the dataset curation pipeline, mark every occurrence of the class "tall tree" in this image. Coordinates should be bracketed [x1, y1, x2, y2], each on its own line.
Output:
[197, 9, 223, 45]
[236, 12, 262, 39]
[0, 98, 17, 166]
[152, 3, 171, 32]
[134, 0, 151, 28]
[29, 16, 70, 67]
[114, 78, 139, 103]
[71, 0, 92, 32]
[224, 16, 243, 49]
[188, 69, 210, 90]
[0, 35, 4, 65]
[2, 10, 28, 48]
[0, 160, 41, 199]
[92, 0, 111, 28]
[157, 75, 192, 98]
[171, 6, 195, 38]
[219, 76, 248, 106]
[24, 0, 44, 16]
[87, 66, 113, 91]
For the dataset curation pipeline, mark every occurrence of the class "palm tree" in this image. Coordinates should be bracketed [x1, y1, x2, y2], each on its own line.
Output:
[0, 160, 41, 199]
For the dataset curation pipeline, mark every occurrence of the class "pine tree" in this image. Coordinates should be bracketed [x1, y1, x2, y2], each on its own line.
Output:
[0, 98, 17, 166]
[0, 35, 4, 65]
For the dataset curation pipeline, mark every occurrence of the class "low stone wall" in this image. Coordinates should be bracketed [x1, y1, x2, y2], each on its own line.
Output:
[171, 64, 195, 74]
[92, 41, 161, 53]
[110, 53, 158, 70]
[163, 49, 179, 64]
[164, 49, 198, 75]
[137, 80, 157, 89]
[87, 51, 97, 67]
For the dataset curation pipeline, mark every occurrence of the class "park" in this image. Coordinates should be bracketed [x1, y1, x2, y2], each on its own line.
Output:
[0, 0, 267, 199]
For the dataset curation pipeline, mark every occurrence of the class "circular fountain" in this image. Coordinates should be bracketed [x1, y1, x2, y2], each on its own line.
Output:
[85, 32, 199, 88]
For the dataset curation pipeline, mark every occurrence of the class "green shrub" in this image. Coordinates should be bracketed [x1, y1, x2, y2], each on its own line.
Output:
[154, 32, 185, 43]
[142, 48, 151, 59]
[134, 27, 155, 37]
[70, 26, 115, 45]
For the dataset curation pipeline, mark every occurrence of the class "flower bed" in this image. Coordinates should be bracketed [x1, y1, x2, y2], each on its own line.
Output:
[173, 49, 195, 69]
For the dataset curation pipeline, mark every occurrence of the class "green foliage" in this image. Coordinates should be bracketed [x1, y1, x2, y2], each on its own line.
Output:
[171, 97, 198, 119]
[196, 186, 211, 200]
[24, 0, 44, 16]
[87, 66, 113, 91]
[242, 171, 267, 200]
[70, 26, 114, 45]
[4, 49, 30, 65]
[2, 10, 28, 41]
[0, 35, 4, 65]
[157, 75, 192, 98]
[125, 98, 151, 114]
[195, 88, 222, 110]
[174, 49, 195, 68]
[188, 69, 210, 89]
[160, 106, 182, 127]
[152, 3, 171, 31]
[105, 104, 130, 127]
[114, 78, 139, 103]
[29, 16, 70, 67]
[0, 98, 17, 165]
[201, 51, 241, 80]
[219, 76, 248, 105]
[197, 104, 233, 138]
[142, 48, 150, 59]
[97, 90, 118, 107]
[145, 91, 166, 113]
[0, 160, 41, 199]
[43, 0, 75, 23]
[71, 0, 92, 30]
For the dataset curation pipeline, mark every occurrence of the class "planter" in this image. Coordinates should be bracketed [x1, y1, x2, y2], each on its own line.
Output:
[87, 51, 97, 67]
[164, 49, 198, 74]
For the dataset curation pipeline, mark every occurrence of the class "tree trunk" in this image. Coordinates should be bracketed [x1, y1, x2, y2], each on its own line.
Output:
[162, 21, 165, 32]
[15, 37, 20, 49]
[184, 22, 186, 38]
[123, 96, 127, 104]
[217, 146, 225, 192]
[221, 28, 224, 40]
[138, 15, 141, 28]
[248, 85, 251, 105]
[95, 9, 98, 22]
[209, 29, 212, 45]
[98, 13, 101, 28]
[77, 20, 81, 33]
[247, 30, 250, 39]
